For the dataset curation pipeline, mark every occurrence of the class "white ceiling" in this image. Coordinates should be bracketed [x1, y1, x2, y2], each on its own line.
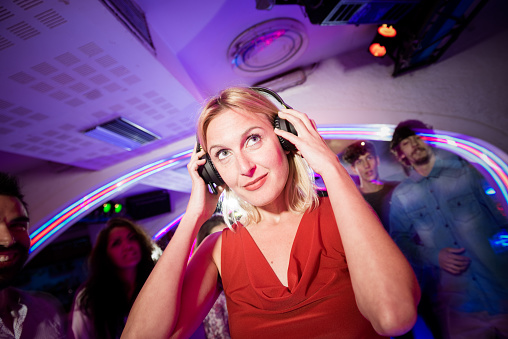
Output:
[0, 0, 505, 175]
[0, 0, 399, 173]
[3, 0, 508, 255]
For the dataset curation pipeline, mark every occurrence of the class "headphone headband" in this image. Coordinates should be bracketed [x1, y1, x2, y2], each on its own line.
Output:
[250, 87, 293, 110]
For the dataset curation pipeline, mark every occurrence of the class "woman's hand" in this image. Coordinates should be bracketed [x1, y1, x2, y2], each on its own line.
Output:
[186, 143, 223, 219]
[274, 109, 338, 175]
[276, 111, 420, 336]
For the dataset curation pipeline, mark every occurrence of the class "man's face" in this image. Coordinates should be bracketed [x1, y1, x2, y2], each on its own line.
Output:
[352, 151, 380, 183]
[397, 135, 432, 166]
[0, 195, 30, 288]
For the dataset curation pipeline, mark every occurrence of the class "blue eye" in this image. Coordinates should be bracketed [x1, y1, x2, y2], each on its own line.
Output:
[246, 134, 261, 147]
[216, 149, 230, 161]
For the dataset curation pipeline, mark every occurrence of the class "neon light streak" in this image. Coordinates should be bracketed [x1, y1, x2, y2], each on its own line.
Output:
[492, 236, 508, 246]
[153, 212, 185, 240]
[489, 230, 508, 253]
[486, 188, 496, 195]
[153, 213, 195, 262]
[29, 125, 508, 254]
[421, 134, 508, 202]
[29, 151, 192, 253]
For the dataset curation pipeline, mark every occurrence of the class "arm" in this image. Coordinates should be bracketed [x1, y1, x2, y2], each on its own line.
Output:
[171, 232, 223, 338]
[276, 110, 420, 337]
[122, 146, 223, 339]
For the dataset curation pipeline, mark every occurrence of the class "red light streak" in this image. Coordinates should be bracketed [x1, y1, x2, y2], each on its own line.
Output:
[30, 158, 179, 246]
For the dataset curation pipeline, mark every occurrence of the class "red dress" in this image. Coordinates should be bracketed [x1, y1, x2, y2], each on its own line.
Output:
[221, 197, 385, 338]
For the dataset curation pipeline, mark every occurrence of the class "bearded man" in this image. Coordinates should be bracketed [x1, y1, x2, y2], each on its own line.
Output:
[0, 172, 68, 338]
[389, 120, 508, 339]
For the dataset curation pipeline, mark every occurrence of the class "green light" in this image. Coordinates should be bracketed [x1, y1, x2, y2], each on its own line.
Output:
[103, 203, 112, 213]
[114, 203, 123, 213]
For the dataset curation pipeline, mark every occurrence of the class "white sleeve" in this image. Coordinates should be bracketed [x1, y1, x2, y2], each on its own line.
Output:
[70, 290, 94, 339]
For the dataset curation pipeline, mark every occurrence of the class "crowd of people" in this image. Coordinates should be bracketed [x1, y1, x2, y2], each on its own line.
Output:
[1, 86, 507, 339]
[0, 171, 159, 339]
[341, 120, 508, 338]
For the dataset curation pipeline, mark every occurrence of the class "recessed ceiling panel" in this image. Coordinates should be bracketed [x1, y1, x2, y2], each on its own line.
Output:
[228, 18, 308, 77]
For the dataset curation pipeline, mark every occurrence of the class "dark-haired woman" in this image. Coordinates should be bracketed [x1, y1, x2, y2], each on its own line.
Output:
[70, 217, 156, 339]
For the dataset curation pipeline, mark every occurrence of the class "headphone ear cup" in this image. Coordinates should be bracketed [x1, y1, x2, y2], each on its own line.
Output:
[197, 153, 225, 187]
[274, 116, 298, 152]
[206, 154, 225, 186]
[196, 140, 224, 195]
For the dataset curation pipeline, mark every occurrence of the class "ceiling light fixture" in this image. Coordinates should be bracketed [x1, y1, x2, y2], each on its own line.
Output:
[227, 18, 308, 77]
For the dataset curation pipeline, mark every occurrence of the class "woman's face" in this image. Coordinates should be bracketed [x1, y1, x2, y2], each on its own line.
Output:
[206, 108, 289, 208]
[106, 226, 142, 270]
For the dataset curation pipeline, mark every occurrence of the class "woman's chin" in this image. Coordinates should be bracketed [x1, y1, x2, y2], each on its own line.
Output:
[237, 189, 284, 209]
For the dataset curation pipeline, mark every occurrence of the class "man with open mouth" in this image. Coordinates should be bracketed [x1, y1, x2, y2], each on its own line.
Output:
[0, 172, 68, 338]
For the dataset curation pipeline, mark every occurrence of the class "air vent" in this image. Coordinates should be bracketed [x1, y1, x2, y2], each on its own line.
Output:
[0, 35, 14, 51]
[83, 117, 160, 150]
[0, 6, 15, 22]
[100, 0, 154, 51]
[34, 9, 67, 29]
[327, 4, 363, 23]
[13, 0, 43, 11]
[302, 0, 421, 26]
[7, 21, 40, 40]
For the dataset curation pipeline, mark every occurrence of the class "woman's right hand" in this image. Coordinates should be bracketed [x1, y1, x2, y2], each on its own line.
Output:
[186, 142, 223, 220]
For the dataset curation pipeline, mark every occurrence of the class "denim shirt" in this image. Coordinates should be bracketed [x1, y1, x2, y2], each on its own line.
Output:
[389, 152, 508, 314]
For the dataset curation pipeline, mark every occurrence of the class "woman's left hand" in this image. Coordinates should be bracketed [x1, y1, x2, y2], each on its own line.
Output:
[274, 109, 338, 176]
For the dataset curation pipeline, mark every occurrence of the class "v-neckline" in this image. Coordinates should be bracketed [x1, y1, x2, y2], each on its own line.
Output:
[241, 211, 307, 289]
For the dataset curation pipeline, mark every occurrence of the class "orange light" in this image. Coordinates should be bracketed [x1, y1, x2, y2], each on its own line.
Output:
[378, 24, 397, 38]
[369, 43, 386, 57]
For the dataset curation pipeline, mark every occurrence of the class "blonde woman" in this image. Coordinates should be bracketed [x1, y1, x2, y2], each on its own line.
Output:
[123, 87, 419, 338]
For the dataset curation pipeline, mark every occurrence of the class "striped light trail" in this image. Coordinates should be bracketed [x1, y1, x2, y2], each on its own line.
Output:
[29, 125, 508, 253]
[29, 150, 192, 253]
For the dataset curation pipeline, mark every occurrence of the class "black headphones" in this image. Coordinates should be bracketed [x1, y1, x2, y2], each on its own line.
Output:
[197, 87, 298, 194]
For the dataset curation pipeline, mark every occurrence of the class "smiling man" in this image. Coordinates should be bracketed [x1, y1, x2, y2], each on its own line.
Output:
[0, 172, 68, 338]
[389, 120, 508, 339]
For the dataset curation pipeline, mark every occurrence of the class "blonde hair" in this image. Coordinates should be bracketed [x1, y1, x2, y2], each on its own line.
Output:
[197, 87, 319, 228]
